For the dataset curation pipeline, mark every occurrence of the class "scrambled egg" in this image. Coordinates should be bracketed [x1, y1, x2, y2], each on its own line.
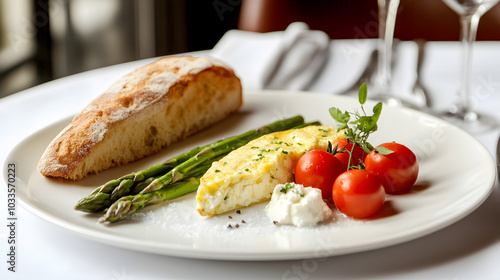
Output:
[196, 125, 344, 216]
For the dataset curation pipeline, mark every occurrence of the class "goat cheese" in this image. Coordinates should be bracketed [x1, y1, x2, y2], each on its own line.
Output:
[265, 183, 332, 227]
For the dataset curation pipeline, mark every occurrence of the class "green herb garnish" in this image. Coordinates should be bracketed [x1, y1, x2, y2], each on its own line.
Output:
[280, 183, 295, 194]
[328, 83, 385, 169]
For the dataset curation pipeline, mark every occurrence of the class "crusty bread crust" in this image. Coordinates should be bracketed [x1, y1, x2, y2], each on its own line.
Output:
[38, 56, 242, 180]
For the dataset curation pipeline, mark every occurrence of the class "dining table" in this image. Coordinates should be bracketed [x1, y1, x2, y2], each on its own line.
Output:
[1, 34, 500, 280]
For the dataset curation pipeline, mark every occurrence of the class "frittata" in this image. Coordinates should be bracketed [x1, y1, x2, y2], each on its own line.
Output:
[196, 125, 344, 216]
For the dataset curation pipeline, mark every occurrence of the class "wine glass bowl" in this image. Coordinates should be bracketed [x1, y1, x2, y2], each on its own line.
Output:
[440, 0, 500, 133]
[442, 0, 499, 16]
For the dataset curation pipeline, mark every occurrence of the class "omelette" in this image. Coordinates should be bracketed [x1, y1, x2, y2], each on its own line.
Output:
[196, 125, 344, 216]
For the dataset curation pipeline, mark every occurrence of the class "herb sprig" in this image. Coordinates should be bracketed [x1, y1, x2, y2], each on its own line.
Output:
[329, 83, 389, 169]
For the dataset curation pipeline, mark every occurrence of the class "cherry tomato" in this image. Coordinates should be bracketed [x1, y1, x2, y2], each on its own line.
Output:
[295, 149, 343, 199]
[331, 139, 366, 171]
[332, 170, 385, 218]
[364, 142, 419, 194]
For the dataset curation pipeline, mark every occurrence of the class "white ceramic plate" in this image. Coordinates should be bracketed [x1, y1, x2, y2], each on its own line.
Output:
[4, 91, 496, 260]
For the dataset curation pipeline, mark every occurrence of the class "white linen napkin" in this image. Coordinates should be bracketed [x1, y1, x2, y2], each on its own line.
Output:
[210, 22, 330, 91]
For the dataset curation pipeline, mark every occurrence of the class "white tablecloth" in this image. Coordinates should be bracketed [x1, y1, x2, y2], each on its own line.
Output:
[1, 40, 500, 279]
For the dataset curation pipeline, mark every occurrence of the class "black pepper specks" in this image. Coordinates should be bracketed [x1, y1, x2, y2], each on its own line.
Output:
[227, 210, 246, 229]
[227, 223, 241, 229]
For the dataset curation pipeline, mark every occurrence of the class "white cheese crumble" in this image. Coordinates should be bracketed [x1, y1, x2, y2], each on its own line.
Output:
[265, 183, 332, 227]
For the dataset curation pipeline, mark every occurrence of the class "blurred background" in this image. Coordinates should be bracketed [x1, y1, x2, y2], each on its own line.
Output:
[1, 0, 499, 99]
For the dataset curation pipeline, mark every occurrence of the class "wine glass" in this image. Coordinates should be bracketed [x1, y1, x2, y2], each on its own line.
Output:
[440, 0, 499, 132]
[370, 0, 402, 106]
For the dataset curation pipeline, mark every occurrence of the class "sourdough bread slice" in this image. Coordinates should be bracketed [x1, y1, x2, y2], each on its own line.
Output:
[38, 56, 242, 180]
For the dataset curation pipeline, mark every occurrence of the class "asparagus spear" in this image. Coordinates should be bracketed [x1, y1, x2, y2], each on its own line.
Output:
[74, 147, 210, 213]
[98, 163, 211, 223]
[75, 115, 305, 213]
[140, 115, 306, 194]
[99, 177, 200, 223]
[99, 121, 323, 223]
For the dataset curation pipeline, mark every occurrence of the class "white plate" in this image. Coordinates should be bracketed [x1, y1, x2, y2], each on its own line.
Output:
[4, 91, 496, 260]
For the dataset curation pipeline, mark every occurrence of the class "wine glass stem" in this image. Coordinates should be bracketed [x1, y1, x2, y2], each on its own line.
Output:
[376, 0, 399, 91]
[459, 13, 480, 114]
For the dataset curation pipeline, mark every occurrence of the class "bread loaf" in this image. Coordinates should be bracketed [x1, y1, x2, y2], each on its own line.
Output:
[38, 56, 242, 180]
